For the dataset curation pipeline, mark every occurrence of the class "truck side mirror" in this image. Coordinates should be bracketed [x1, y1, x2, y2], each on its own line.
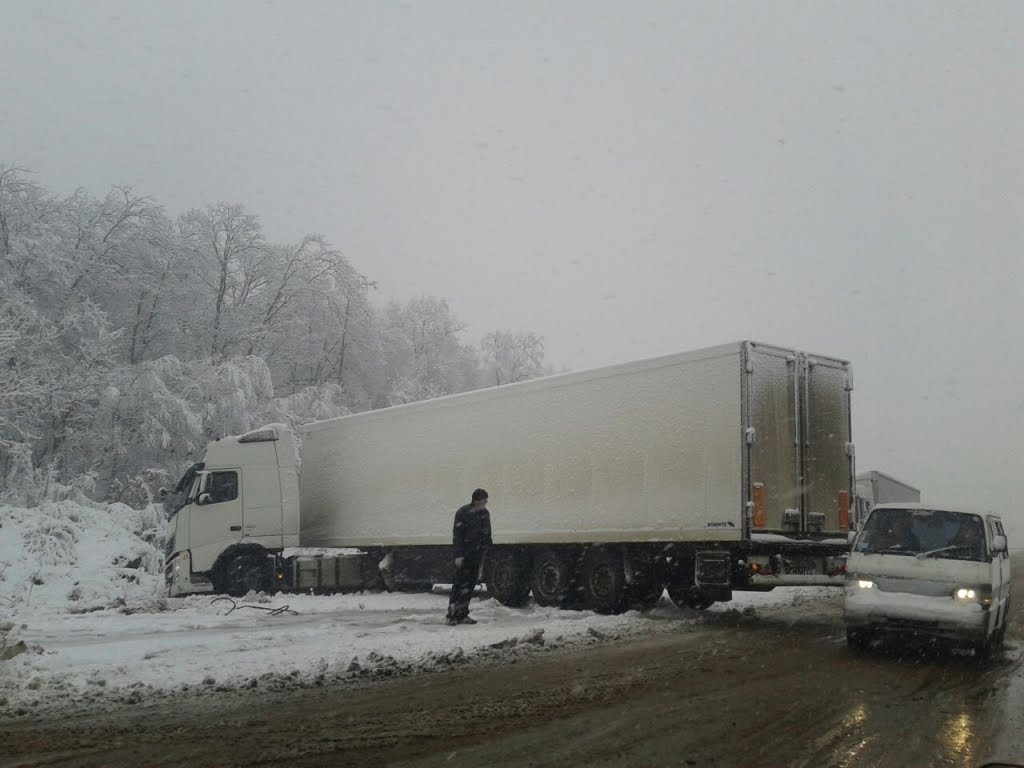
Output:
[847, 530, 857, 546]
[198, 492, 212, 506]
[157, 487, 168, 500]
[993, 534, 1007, 553]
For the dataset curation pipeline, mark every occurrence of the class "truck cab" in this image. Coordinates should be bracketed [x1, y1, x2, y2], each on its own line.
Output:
[164, 425, 299, 597]
[844, 503, 1011, 657]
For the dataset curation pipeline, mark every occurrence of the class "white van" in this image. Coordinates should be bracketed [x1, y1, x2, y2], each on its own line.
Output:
[844, 504, 1010, 657]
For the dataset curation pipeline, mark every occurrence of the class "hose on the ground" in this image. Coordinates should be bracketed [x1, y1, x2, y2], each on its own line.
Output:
[211, 596, 298, 616]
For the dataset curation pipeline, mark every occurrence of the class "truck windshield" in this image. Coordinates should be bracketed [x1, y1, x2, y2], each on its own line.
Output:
[856, 508, 987, 561]
[163, 462, 205, 519]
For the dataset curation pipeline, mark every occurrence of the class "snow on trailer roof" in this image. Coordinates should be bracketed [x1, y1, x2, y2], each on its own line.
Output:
[301, 340, 851, 435]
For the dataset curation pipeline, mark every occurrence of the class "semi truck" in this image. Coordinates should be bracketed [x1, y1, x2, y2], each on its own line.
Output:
[853, 470, 921, 530]
[163, 340, 856, 613]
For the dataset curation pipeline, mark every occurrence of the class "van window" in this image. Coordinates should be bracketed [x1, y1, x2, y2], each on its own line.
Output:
[857, 508, 987, 561]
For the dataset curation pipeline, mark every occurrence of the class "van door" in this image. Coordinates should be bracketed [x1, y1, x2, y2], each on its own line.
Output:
[989, 517, 1011, 626]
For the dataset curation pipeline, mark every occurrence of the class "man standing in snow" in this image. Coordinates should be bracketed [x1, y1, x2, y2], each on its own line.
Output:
[446, 488, 492, 625]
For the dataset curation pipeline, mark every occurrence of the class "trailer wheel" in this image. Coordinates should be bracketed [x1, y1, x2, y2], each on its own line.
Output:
[668, 584, 714, 611]
[223, 553, 272, 597]
[629, 563, 665, 610]
[530, 549, 573, 607]
[580, 547, 627, 614]
[486, 548, 531, 607]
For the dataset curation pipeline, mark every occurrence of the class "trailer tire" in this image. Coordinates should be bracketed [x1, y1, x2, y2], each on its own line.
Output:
[668, 584, 715, 611]
[530, 549, 573, 607]
[580, 547, 627, 614]
[223, 553, 273, 597]
[631, 582, 664, 610]
[485, 548, 531, 607]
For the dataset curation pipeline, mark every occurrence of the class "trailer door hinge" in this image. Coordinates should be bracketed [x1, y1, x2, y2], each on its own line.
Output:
[745, 427, 756, 445]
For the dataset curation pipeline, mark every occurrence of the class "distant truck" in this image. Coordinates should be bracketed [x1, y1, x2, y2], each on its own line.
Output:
[163, 341, 855, 613]
[854, 471, 921, 530]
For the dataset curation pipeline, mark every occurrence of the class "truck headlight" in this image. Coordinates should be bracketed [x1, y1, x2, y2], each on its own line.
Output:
[955, 588, 976, 600]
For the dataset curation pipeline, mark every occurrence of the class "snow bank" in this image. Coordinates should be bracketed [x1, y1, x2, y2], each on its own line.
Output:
[0, 501, 165, 615]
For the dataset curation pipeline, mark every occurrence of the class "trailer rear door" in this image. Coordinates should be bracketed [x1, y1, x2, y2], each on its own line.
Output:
[745, 343, 801, 534]
[802, 355, 854, 536]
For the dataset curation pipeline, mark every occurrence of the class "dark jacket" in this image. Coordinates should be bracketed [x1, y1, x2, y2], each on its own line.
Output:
[453, 503, 492, 558]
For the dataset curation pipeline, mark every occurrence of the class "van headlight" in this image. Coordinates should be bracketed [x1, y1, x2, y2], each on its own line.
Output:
[953, 585, 992, 607]
[845, 575, 875, 591]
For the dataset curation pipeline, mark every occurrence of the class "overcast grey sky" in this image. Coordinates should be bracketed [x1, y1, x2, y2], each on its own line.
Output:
[2, 1, 1022, 528]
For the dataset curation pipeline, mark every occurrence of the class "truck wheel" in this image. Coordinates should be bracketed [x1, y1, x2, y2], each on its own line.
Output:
[486, 548, 531, 607]
[224, 554, 272, 597]
[668, 584, 715, 611]
[580, 548, 627, 614]
[530, 549, 573, 607]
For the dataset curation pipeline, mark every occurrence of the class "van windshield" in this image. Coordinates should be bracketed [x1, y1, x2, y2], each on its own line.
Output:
[856, 508, 988, 561]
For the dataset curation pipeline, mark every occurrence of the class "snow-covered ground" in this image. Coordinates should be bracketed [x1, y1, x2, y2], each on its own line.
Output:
[0, 501, 840, 719]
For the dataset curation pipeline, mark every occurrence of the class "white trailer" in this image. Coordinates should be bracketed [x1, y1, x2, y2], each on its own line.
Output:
[163, 341, 855, 613]
[854, 470, 921, 530]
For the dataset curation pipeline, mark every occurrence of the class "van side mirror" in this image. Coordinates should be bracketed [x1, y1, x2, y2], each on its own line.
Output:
[847, 530, 857, 546]
[993, 534, 1007, 553]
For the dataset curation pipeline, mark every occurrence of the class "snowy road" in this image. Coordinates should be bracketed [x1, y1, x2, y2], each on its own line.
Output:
[4, 563, 1024, 768]
[1, 587, 699, 710]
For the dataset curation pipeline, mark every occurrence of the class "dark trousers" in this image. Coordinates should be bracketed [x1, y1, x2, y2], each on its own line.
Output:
[447, 552, 483, 620]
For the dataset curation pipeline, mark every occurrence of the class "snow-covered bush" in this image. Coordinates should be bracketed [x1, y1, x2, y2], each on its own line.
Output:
[0, 501, 164, 613]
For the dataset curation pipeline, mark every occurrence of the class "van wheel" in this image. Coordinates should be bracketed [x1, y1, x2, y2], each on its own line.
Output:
[580, 547, 627, 614]
[995, 603, 1010, 649]
[846, 629, 871, 651]
[974, 633, 992, 661]
[224, 554, 272, 596]
[486, 548, 531, 607]
[530, 549, 573, 607]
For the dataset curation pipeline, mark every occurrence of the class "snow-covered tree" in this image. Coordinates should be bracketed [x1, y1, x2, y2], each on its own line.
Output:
[378, 297, 482, 406]
[481, 330, 546, 386]
[0, 166, 550, 505]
